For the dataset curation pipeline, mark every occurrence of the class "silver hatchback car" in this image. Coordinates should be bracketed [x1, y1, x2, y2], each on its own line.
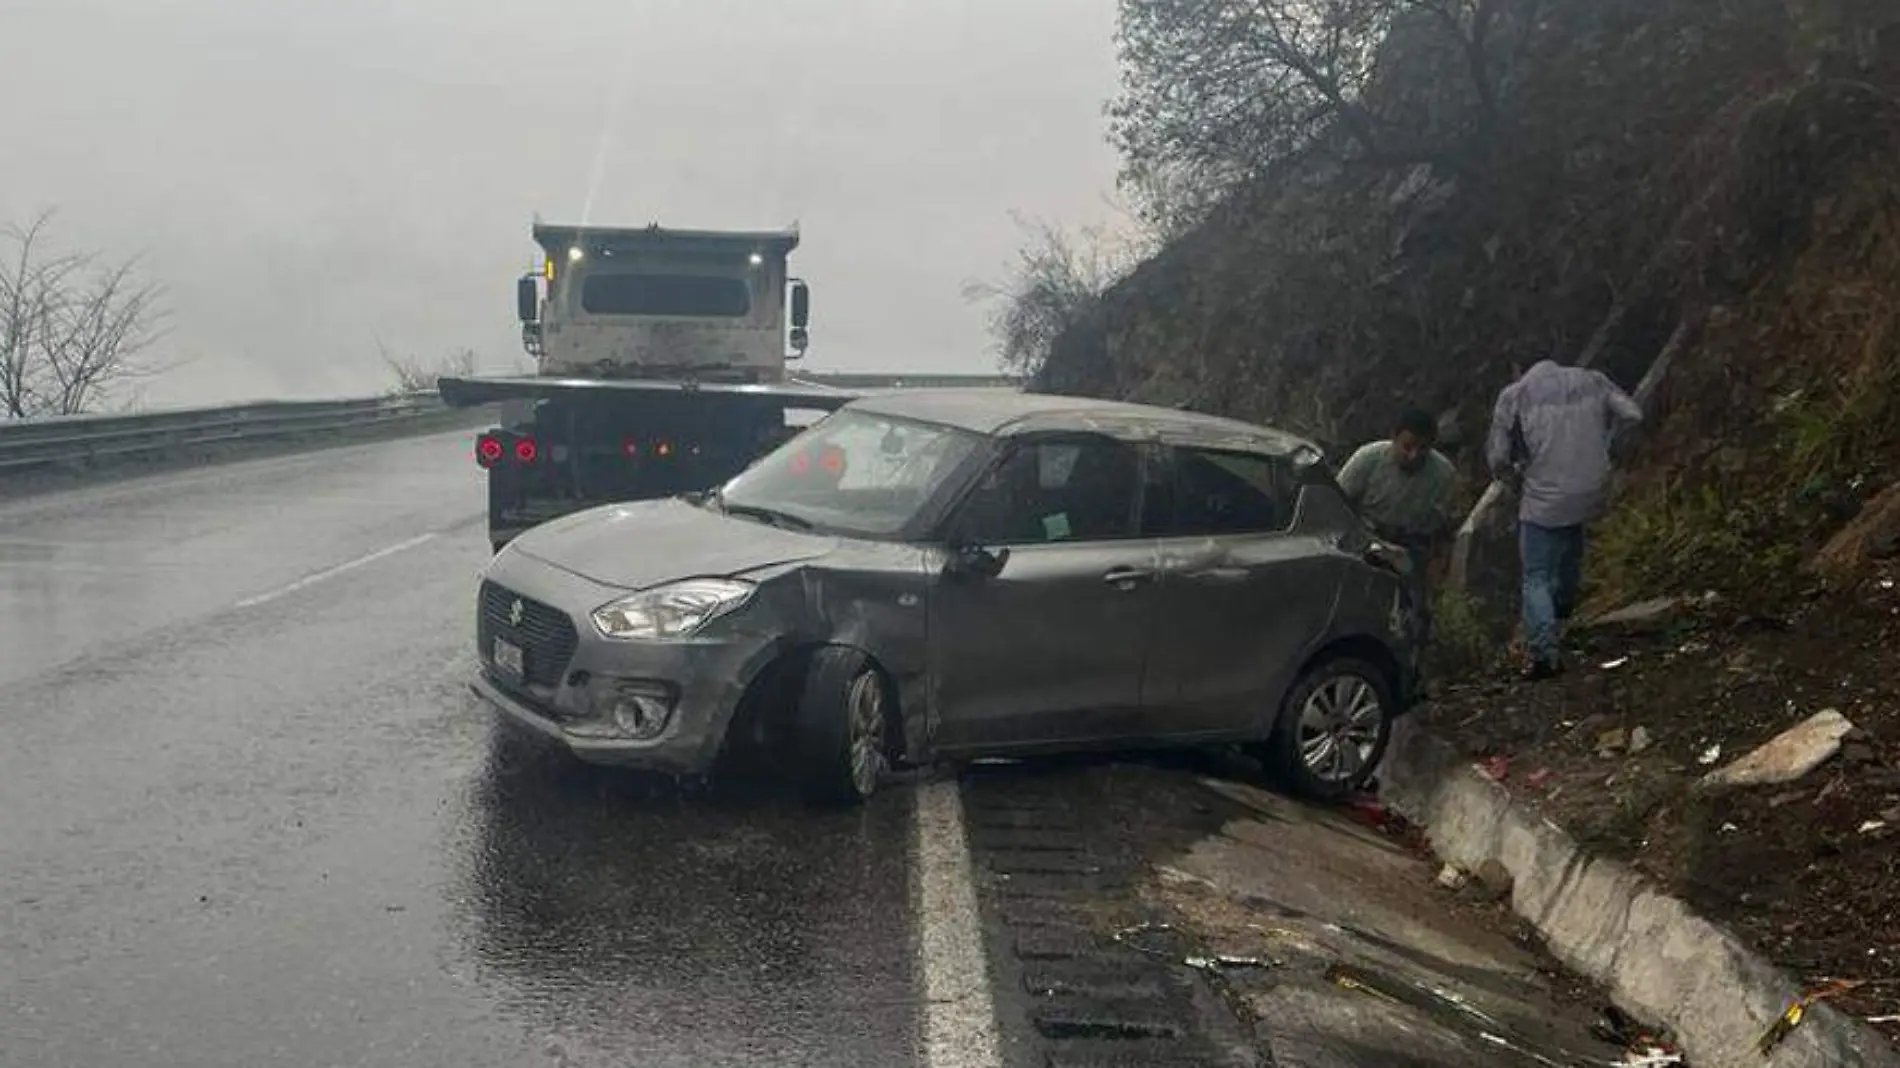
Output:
[469, 390, 1421, 805]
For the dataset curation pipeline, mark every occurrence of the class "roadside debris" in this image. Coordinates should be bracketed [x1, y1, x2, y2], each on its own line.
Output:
[1596, 727, 1629, 756]
[1435, 863, 1470, 891]
[1183, 953, 1276, 973]
[1600, 656, 1631, 671]
[1472, 858, 1514, 903]
[1700, 708, 1856, 789]
[1478, 754, 1511, 782]
[1594, 1006, 1686, 1066]
[1585, 597, 1684, 631]
[1696, 743, 1723, 766]
[1113, 921, 1280, 974]
[1757, 979, 1868, 1056]
[1629, 727, 1653, 754]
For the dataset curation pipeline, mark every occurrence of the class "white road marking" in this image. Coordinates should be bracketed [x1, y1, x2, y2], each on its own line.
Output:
[915, 777, 1004, 1068]
[233, 533, 437, 609]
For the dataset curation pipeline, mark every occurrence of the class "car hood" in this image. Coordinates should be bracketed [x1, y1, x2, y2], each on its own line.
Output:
[508, 497, 837, 591]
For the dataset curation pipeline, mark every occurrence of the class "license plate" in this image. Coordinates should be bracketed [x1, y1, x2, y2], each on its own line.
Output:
[492, 637, 525, 681]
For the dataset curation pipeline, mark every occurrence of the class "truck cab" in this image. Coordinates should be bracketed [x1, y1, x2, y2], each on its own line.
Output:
[517, 222, 811, 383]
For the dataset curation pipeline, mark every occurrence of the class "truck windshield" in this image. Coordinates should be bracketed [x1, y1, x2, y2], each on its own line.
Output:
[580, 273, 752, 317]
[716, 410, 983, 538]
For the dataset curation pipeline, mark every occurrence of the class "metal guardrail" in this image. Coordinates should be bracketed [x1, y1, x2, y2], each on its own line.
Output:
[0, 372, 1021, 477]
[0, 393, 457, 473]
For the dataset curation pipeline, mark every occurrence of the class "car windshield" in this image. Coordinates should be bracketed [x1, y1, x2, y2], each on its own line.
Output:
[716, 409, 984, 538]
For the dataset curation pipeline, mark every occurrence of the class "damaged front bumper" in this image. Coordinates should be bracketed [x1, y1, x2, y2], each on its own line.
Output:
[470, 553, 779, 776]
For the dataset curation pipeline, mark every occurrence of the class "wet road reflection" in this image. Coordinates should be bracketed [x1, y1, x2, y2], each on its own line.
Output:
[446, 724, 923, 1068]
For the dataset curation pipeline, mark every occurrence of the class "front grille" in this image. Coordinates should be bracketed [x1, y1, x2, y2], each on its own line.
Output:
[478, 580, 579, 689]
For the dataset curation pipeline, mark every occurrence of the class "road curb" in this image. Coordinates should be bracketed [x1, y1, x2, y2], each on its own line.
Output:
[1380, 717, 1900, 1068]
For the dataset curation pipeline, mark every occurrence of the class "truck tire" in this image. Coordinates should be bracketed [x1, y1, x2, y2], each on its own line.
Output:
[794, 647, 891, 807]
[1250, 655, 1394, 803]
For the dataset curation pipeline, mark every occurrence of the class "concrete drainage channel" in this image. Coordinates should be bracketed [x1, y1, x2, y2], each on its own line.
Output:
[1380, 717, 1900, 1068]
[959, 763, 1265, 1068]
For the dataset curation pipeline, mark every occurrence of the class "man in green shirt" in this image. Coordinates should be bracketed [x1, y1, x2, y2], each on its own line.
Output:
[1335, 409, 1458, 652]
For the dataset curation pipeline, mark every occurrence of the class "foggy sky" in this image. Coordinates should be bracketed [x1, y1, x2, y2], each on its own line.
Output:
[0, 0, 1125, 407]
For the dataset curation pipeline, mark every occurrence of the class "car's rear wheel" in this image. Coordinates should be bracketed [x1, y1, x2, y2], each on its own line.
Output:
[1254, 656, 1393, 802]
[794, 647, 891, 806]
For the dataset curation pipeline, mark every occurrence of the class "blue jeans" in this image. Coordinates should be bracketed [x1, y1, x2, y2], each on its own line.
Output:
[1519, 522, 1584, 663]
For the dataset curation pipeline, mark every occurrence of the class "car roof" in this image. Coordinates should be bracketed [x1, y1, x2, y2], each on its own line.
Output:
[843, 389, 1319, 456]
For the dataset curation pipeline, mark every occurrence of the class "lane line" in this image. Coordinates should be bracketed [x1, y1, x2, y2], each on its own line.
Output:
[233, 533, 438, 609]
[915, 777, 1004, 1068]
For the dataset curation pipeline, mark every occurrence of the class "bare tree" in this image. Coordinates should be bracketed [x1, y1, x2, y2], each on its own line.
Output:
[1109, 0, 1507, 211]
[962, 215, 1137, 379]
[383, 343, 478, 394]
[0, 210, 171, 419]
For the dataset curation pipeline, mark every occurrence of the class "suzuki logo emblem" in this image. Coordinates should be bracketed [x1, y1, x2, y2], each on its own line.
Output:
[509, 599, 525, 626]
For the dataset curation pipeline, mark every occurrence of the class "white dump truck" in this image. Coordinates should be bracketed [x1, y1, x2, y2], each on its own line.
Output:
[439, 221, 859, 552]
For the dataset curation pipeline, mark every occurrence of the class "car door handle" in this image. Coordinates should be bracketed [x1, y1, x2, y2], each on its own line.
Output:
[1102, 566, 1156, 587]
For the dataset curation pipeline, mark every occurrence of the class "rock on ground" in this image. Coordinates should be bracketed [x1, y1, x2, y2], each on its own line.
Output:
[1812, 483, 1900, 584]
[1700, 708, 1857, 789]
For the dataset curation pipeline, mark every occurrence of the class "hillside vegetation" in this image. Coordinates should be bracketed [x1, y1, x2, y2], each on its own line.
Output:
[1038, 0, 1900, 610]
[1018, 1, 1900, 1036]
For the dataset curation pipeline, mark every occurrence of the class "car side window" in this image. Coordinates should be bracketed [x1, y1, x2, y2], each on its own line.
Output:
[1151, 447, 1296, 537]
[954, 439, 1139, 545]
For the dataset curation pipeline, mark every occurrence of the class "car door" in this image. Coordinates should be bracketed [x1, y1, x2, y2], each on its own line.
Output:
[1138, 445, 1342, 737]
[927, 433, 1163, 753]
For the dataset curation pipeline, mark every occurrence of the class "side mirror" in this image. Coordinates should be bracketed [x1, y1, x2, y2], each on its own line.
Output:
[944, 543, 1009, 580]
[789, 280, 810, 328]
[516, 275, 539, 324]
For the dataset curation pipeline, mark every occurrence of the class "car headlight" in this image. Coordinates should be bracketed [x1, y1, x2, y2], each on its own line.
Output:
[590, 578, 756, 640]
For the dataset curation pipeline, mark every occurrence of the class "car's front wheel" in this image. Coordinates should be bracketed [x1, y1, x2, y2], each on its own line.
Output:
[1254, 656, 1394, 802]
[794, 647, 891, 806]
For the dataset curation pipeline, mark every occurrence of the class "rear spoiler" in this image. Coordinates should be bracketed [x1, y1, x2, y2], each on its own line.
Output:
[436, 375, 863, 412]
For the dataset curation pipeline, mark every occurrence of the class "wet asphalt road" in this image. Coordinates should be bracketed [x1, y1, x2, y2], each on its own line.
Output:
[0, 432, 921, 1068]
[0, 430, 1620, 1068]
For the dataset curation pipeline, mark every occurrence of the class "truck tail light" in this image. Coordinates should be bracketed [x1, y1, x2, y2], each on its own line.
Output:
[622, 438, 640, 458]
[514, 437, 539, 464]
[476, 435, 505, 468]
[655, 440, 673, 459]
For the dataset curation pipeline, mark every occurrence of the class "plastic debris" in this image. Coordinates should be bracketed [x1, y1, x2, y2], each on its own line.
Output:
[1620, 1049, 1685, 1066]
[1523, 767, 1555, 790]
[1720, 822, 1739, 834]
[1435, 864, 1470, 891]
[1477, 755, 1510, 782]
[1630, 727, 1653, 754]
[1183, 953, 1276, 973]
[1759, 980, 1865, 1055]
[1697, 743, 1723, 766]
[1867, 1014, 1900, 1024]
[1601, 656, 1631, 670]
[1860, 820, 1888, 835]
